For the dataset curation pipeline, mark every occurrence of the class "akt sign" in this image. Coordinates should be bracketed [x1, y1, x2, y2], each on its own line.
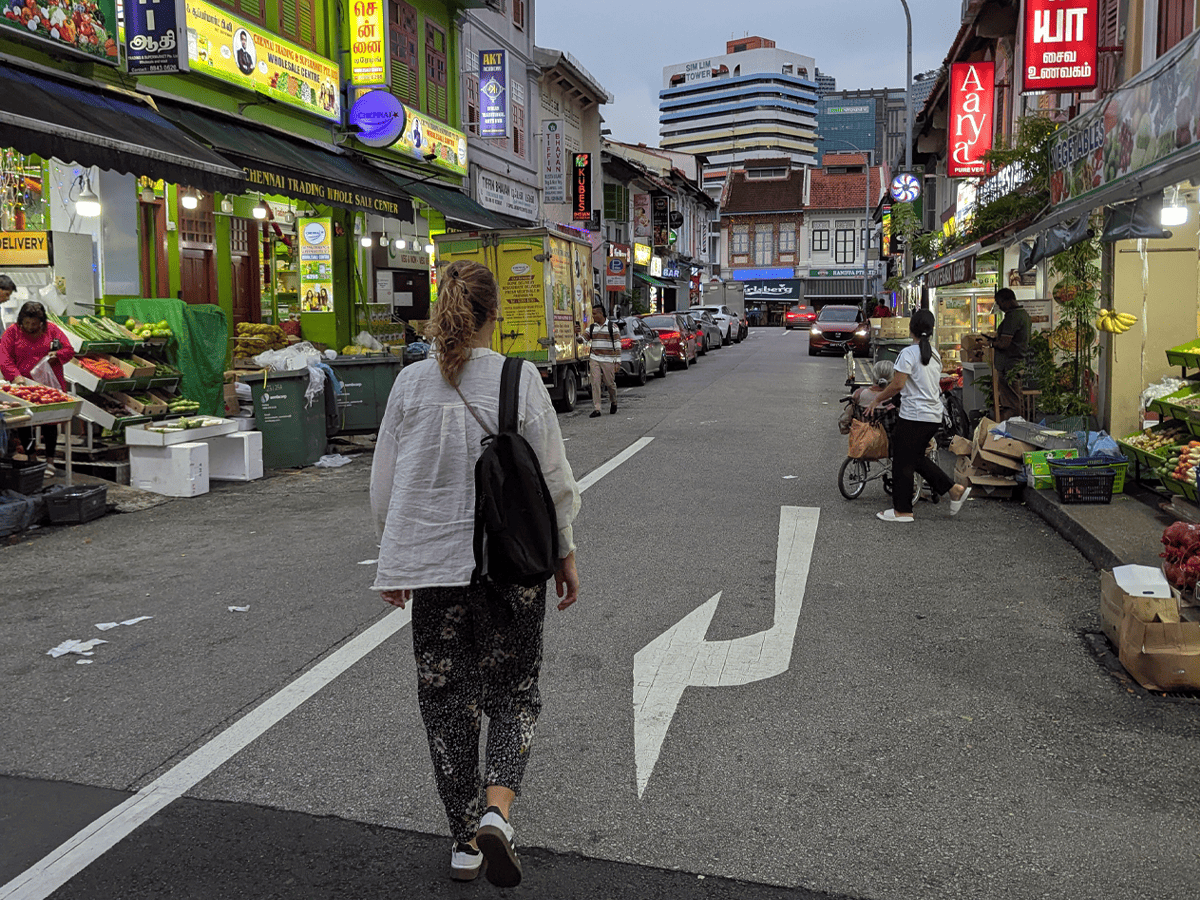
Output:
[948, 62, 994, 178]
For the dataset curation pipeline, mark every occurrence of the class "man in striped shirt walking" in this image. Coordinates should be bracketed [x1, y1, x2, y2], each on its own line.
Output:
[586, 303, 620, 418]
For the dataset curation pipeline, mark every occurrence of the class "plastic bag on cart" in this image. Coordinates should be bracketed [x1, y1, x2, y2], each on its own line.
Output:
[29, 356, 63, 391]
[848, 419, 889, 460]
[354, 331, 384, 352]
[252, 341, 323, 373]
[1142, 377, 1187, 409]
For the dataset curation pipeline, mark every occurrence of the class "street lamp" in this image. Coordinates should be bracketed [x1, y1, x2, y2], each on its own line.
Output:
[899, 0, 913, 173]
[816, 138, 875, 311]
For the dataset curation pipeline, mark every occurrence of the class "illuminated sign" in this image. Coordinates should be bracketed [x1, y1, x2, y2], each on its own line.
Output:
[544, 120, 564, 203]
[572, 153, 591, 222]
[349, 0, 387, 86]
[350, 90, 406, 148]
[479, 49, 508, 139]
[948, 61, 994, 178]
[124, 0, 189, 74]
[299, 218, 334, 312]
[633, 243, 652, 266]
[1023, 0, 1098, 92]
[0, 231, 51, 267]
[1, 0, 117, 65]
[184, 0, 341, 122]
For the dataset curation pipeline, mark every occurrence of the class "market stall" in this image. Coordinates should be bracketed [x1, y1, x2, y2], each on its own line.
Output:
[0, 381, 81, 487]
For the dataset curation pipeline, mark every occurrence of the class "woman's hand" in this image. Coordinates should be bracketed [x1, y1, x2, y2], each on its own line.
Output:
[554, 551, 579, 611]
[380, 589, 411, 609]
[865, 400, 878, 416]
[11, 375, 29, 385]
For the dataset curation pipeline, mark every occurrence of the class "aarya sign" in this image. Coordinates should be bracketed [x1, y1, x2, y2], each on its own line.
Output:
[948, 62, 995, 178]
[1023, 0, 1098, 92]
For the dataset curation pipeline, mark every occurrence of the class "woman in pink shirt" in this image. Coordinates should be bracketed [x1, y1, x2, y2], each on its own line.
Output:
[1, 300, 75, 473]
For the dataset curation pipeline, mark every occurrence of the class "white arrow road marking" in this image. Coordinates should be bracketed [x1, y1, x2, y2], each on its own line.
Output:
[632, 505, 820, 798]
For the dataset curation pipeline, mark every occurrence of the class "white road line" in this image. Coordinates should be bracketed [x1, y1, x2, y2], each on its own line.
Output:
[0, 436, 654, 900]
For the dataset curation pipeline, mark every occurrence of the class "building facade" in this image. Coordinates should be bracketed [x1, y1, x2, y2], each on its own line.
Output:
[658, 36, 820, 198]
[817, 88, 907, 167]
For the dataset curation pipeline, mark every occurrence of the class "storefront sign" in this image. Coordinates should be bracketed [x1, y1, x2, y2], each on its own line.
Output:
[633, 243, 652, 266]
[733, 267, 795, 280]
[184, 0, 341, 122]
[124, 0, 189, 74]
[948, 61, 994, 178]
[572, 153, 591, 221]
[0, 231, 50, 266]
[543, 120, 564, 203]
[1023, 0, 1097, 92]
[632, 193, 651, 241]
[927, 254, 977, 289]
[606, 255, 627, 291]
[744, 279, 802, 301]
[977, 160, 1031, 208]
[479, 50, 508, 139]
[809, 268, 866, 278]
[349, 0, 387, 86]
[650, 256, 663, 277]
[349, 90, 406, 148]
[1050, 27, 1200, 205]
[652, 195, 669, 247]
[475, 169, 538, 220]
[662, 261, 680, 279]
[298, 218, 334, 312]
[397, 107, 468, 175]
[1, 0, 117, 65]
[242, 165, 403, 216]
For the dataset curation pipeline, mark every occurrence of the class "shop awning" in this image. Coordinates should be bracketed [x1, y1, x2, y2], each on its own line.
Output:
[635, 272, 673, 289]
[158, 103, 413, 217]
[0, 63, 245, 193]
[396, 178, 516, 230]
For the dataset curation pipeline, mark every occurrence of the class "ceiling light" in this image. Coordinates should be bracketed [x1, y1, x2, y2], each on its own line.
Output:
[361, 235, 374, 248]
[220, 198, 234, 214]
[75, 180, 101, 217]
[180, 190, 199, 210]
[252, 199, 269, 220]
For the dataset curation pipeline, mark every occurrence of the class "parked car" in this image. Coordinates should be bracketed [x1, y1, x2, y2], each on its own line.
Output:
[678, 312, 707, 357]
[737, 311, 749, 340]
[785, 304, 817, 329]
[641, 314, 698, 369]
[690, 305, 739, 344]
[808, 305, 871, 357]
[614, 316, 667, 384]
[689, 310, 724, 352]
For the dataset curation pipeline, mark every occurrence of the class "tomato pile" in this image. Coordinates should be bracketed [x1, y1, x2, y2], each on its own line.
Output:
[2, 384, 74, 405]
[78, 357, 127, 380]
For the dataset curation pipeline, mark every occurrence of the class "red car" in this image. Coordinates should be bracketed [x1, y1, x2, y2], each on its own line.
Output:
[785, 304, 817, 329]
[641, 314, 698, 369]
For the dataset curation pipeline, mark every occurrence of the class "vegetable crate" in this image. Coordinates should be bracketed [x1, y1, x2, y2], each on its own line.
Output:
[0, 459, 46, 495]
[1049, 457, 1123, 504]
[1165, 338, 1200, 368]
[1117, 422, 1190, 470]
[1049, 455, 1128, 493]
[1148, 385, 1200, 435]
[44, 485, 108, 525]
[1161, 472, 1200, 505]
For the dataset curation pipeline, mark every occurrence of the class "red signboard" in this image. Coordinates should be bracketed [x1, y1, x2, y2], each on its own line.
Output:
[948, 62, 995, 178]
[572, 153, 592, 221]
[1023, 0, 1098, 92]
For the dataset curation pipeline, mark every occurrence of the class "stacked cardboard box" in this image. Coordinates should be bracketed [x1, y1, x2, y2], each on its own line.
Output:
[881, 317, 910, 338]
[1101, 567, 1200, 691]
[948, 418, 1037, 499]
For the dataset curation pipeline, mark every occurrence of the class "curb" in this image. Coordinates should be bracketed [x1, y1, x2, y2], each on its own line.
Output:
[1022, 485, 1123, 571]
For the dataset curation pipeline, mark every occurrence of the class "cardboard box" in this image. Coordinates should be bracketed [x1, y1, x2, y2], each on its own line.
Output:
[1023, 448, 1081, 489]
[881, 317, 910, 338]
[125, 354, 157, 378]
[972, 446, 1023, 472]
[223, 383, 240, 416]
[968, 472, 1018, 499]
[1118, 616, 1200, 691]
[948, 435, 973, 457]
[110, 391, 167, 417]
[961, 333, 987, 363]
[974, 417, 1038, 460]
[1100, 568, 1178, 646]
[953, 456, 973, 487]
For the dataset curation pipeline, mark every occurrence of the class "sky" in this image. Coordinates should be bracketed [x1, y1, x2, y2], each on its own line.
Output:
[536, 0, 967, 147]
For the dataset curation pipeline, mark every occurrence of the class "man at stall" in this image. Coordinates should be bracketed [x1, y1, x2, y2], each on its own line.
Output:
[0, 300, 75, 474]
[984, 288, 1031, 422]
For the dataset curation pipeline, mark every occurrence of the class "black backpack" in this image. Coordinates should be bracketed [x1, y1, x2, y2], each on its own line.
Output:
[456, 357, 560, 617]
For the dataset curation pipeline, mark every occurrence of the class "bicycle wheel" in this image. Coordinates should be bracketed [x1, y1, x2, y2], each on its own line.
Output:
[838, 457, 869, 499]
[947, 393, 970, 437]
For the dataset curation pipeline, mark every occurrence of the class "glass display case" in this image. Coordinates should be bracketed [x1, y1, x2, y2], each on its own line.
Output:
[935, 291, 998, 369]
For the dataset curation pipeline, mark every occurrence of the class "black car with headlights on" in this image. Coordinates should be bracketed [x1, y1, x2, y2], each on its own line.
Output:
[808, 305, 871, 357]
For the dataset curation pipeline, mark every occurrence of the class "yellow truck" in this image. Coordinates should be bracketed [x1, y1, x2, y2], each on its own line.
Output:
[433, 228, 594, 411]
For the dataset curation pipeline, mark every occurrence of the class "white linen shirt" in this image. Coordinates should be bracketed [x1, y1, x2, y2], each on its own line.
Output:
[370, 348, 580, 591]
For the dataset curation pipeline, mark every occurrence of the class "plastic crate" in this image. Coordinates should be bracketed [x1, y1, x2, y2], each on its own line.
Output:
[1050, 467, 1116, 504]
[1161, 472, 1200, 504]
[44, 485, 108, 525]
[1047, 455, 1128, 493]
[1165, 338, 1200, 368]
[1117, 421, 1190, 469]
[0, 459, 46, 495]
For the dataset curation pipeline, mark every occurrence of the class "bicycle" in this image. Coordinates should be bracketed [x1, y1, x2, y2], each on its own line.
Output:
[937, 375, 972, 448]
[837, 395, 942, 503]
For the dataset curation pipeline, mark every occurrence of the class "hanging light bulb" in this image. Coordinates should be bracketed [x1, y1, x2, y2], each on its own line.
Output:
[220, 198, 234, 214]
[394, 237, 407, 249]
[180, 189, 199, 210]
[423, 242, 435, 254]
[252, 199, 269, 220]
[379, 233, 390, 246]
[360, 234, 374, 248]
[1162, 185, 1188, 226]
[75, 176, 101, 217]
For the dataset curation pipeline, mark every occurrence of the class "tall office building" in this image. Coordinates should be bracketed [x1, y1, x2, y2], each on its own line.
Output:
[659, 36, 819, 199]
[815, 68, 837, 96]
[910, 69, 940, 116]
[816, 87, 908, 166]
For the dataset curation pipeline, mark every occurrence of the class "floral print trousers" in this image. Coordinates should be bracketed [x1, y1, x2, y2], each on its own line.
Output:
[411, 583, 546, 843]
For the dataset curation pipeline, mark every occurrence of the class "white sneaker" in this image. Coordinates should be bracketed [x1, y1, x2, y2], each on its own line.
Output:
[43, 462, 56, 477]
[476, 806, 522, 888]
[449, 841, 483, 881]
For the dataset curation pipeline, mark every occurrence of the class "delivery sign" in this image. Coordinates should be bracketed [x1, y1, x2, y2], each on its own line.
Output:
[948, 62, 995, 178]
[1023, 0, 1098, 92]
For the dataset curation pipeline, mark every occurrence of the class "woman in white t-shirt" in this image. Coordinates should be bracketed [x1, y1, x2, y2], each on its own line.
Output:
[866, 309, 970, 522]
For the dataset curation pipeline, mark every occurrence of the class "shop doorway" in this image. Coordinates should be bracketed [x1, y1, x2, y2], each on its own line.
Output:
[138, 199, 169, 298]
[178, 191, 216, 305]
[229, 217, 260, 326]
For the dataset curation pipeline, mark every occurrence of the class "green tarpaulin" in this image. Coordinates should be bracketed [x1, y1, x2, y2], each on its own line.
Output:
[114, 299, 228, 416]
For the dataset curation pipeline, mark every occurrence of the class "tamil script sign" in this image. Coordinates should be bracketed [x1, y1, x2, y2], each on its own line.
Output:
[1023, 0, 1098, 93]
[948, 61, 994, 178]
[349, 0, 387, 86]
[124, 0, 189, 74]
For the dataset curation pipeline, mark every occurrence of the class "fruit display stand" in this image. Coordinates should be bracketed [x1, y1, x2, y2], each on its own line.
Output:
[125, 417, 238, 497]
[0, 385, 83, 486]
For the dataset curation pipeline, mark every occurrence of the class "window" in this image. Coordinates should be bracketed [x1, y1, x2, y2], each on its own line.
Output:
[811, 228, 829, 253]
[465, 72, 479, 132]
[753, 225, 773, 265]
[212, 0, 266, 26]
[835, 229, 856, 264]
[425, 20, 449, 122]
[389, 1, 419, 107]
[778, 225, 796, 254]
[1158, 0, 1194, 56]
[512, 100, 525, 157]
[277, 0, 315, 49]
[604, 184, 629, 222]
[861, 227, 874, 250]
[512, 0, 525, 29]
[731, 225, 749, 255]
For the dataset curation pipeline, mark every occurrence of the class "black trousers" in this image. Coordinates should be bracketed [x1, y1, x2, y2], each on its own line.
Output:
[14, 424, 58, 460]
[892, 417, 954, 514]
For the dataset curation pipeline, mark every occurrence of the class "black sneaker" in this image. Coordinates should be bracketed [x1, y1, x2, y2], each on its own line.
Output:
[589, 410, 601, 418]
[610, 403, 618, 414]
[476, 806, 521, 888]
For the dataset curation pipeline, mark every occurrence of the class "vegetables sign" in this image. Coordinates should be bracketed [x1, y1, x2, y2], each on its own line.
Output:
[1, 0, 117, 64]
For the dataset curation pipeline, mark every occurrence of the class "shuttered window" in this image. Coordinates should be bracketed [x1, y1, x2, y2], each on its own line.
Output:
[604, 184, 628, 222]
[1098, 0, 1121, 46]
[389, 0, 420, 107]
[425, 20, 448, 122]
[277, 0, 316, 49]
[1158, 0, 1195, 56]
[213, 0, 267, 26]
[512, 100, 525, 157]
[512, 0, 525, 29]
[465, 72, 479, 132]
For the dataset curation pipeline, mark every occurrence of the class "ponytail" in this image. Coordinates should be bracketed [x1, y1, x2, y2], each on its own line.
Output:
[428, 260, 499, 386]
[910, 309, 937, 366]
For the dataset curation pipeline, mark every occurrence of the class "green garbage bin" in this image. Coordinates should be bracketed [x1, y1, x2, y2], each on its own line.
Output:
[330, 356, 404, 434]
[873, 339, 910, 364]
[246, 370, 326, 468]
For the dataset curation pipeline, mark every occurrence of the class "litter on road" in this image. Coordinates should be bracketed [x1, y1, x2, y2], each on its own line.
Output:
[47, 638, 108, 658]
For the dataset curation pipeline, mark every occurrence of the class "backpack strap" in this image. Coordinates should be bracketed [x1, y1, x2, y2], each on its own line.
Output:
[499, 356, 522, 434]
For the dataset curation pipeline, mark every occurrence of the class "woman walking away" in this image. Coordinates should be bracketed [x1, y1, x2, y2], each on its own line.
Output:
[370, 260, 581, 887]
[866, 309, 970, 522]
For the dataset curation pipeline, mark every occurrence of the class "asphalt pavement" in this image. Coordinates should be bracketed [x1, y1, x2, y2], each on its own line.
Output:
[2, 328, 1198, 900]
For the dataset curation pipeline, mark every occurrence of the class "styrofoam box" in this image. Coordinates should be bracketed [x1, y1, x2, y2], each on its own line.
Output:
[129, 442, 210, 497]
[206, 431, 263, 482]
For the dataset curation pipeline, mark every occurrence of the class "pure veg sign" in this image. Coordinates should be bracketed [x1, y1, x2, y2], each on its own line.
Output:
[948, 61, 995, 178]
[1023, 0, 1098, 92]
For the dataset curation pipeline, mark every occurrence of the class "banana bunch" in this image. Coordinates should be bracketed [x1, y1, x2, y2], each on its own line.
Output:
[1098, 309, 1138, 334]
